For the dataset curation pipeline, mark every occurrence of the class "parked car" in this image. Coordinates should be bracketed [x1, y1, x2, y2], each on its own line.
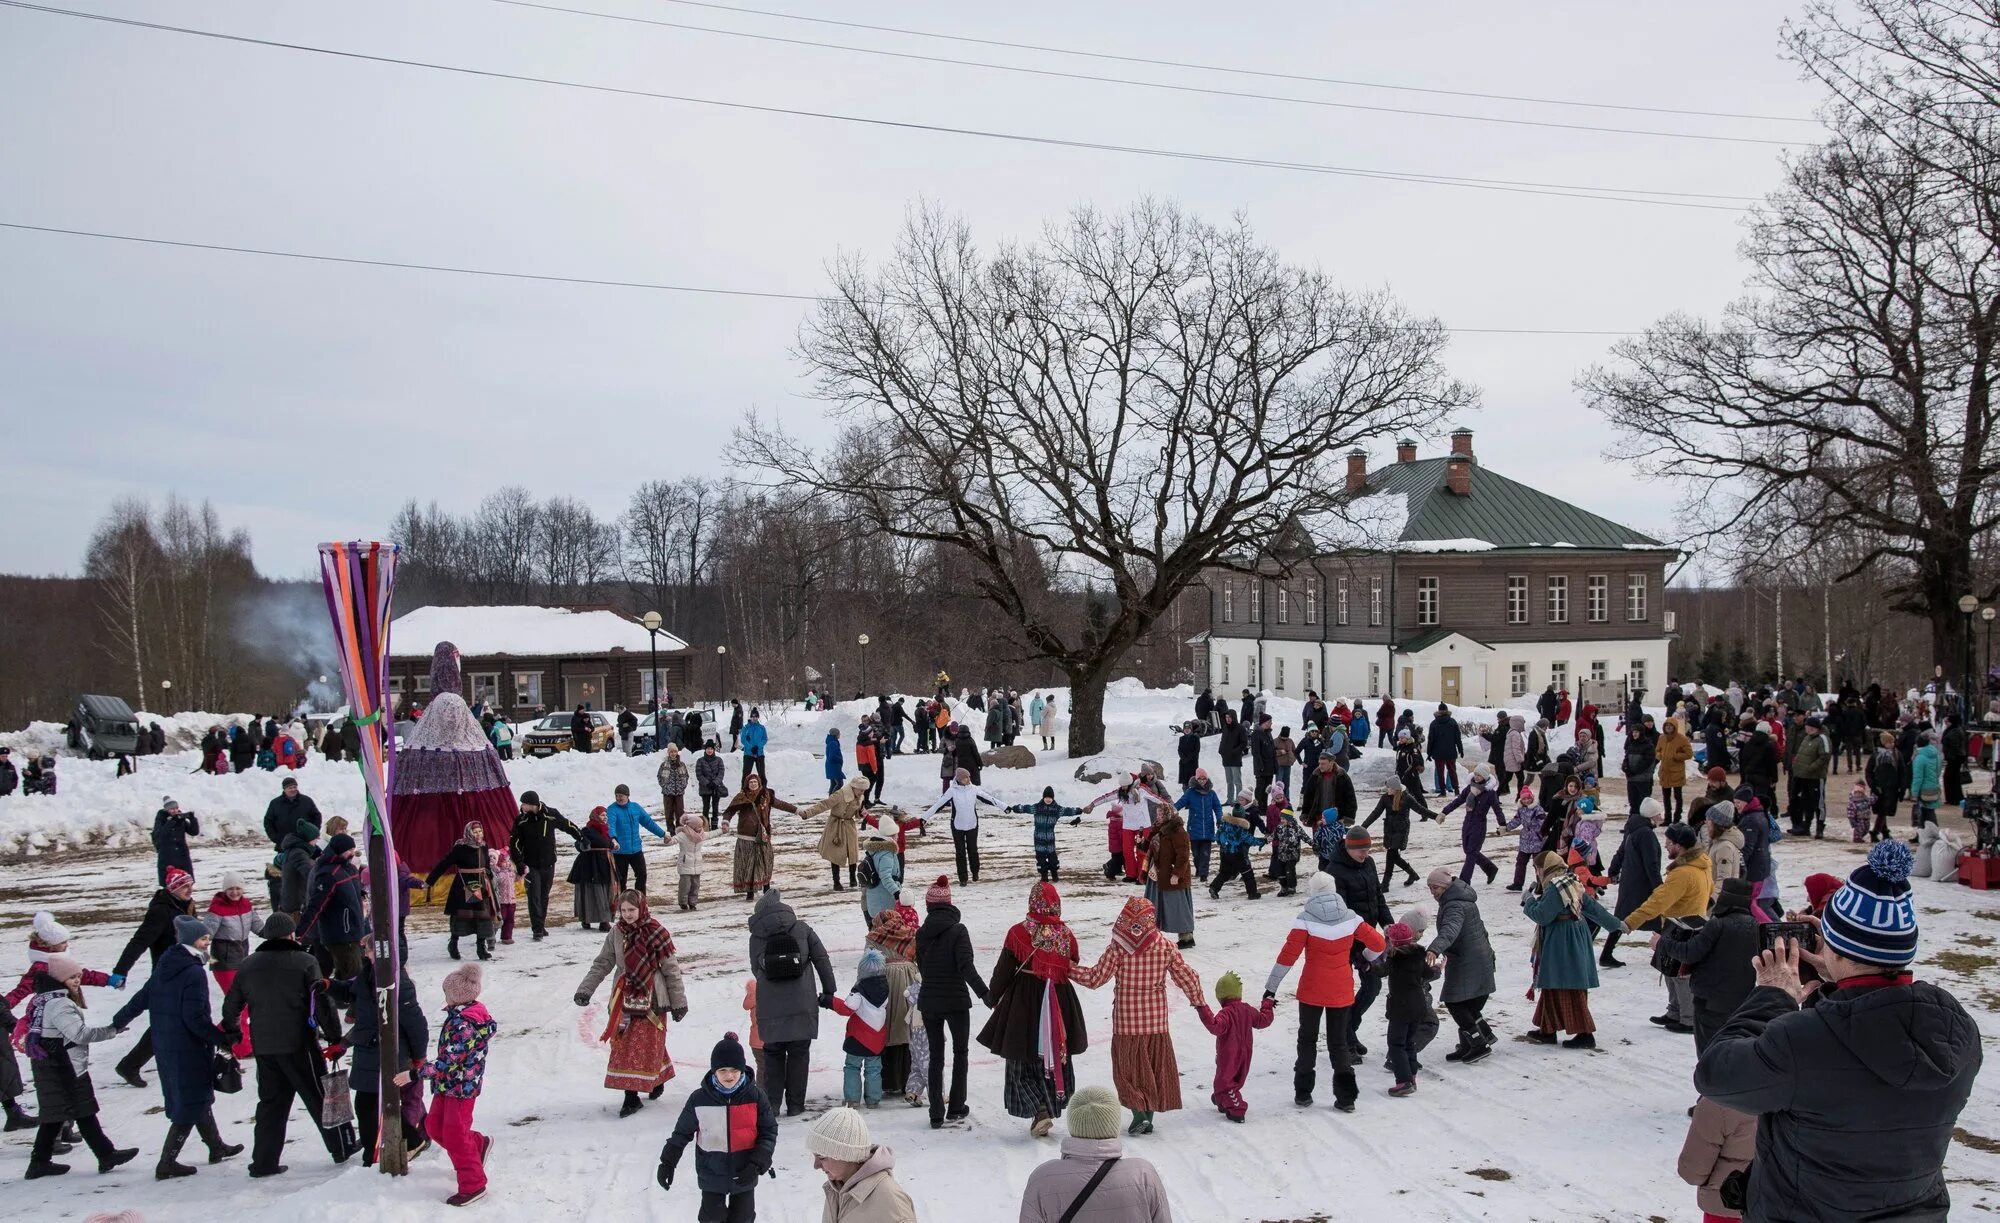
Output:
[630, 708, 714, 754]
[70, 694, 142, 759]
[521, 710, 616, 756]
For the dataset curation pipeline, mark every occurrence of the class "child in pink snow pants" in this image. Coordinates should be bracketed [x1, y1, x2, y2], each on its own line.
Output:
[1195, 970, 1275, 1121]
[403, 963, 498, 1206]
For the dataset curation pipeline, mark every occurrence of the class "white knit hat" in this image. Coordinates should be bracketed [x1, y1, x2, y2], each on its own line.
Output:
[804, 1106, 872, 1162]
[220, 871, 245, 891]
[32, 911, 69, 945]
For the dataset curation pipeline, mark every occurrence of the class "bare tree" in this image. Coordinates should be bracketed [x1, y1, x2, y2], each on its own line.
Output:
[83, 498, 158, 704]
[1583, 3, 2000, 674]
[743, 201, 1472, 753]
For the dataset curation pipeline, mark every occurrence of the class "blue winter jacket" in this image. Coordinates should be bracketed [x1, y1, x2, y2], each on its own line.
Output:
[1174, 785, 1222, 841]
[1910, 744, 1943, 802]
[606, 800, 666, 855]
[741, 720, 768, 757]
[111, 943, 228, 1125]
[1351, 711, 1371, 746]
[824, 732, 845, 782]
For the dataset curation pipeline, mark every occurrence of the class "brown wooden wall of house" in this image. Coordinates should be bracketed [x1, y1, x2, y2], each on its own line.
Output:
[1206, 550, 1676, 646]
[387, 651, 691, 715]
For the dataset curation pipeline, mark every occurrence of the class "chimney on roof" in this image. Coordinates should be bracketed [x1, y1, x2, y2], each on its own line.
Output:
[1396, 438, 1418, 463]
[1450, 427, 1474, 458]
[1446, 453, 1473, 496]
[1345, 448, 1368, 493]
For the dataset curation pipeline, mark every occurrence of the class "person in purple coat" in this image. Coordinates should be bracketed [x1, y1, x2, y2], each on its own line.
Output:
[1438, 763, 1504, 884]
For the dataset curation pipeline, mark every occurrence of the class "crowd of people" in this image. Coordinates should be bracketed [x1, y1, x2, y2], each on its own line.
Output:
[1, 672, 1989, 1222]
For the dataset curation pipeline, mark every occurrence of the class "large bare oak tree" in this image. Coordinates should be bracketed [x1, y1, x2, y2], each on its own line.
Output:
[742, 202, 1472, 754]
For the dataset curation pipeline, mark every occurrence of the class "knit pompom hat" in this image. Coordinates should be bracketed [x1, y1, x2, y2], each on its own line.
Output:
[1396, 906, 1431, 938]
[31, 911, 69, 947]
[925, 875, 952, 908]
[165, 866, 194, 895]
[1823, 841, 1919, 968]
[805, 1106, 872, 1162]
[1803, 872, 1842, 913]
[442, 963, 483, 1006]
[44, 953, 82, 983]
[1215, 971, 1243, 1002]
[710, 1031, 749, 1073]
[174, 915, 210, 946]
[1386, 922, 1414, 948]
[1304, 870, 1339, 897]
[1066, 1086, 1123, 1140]
[856, 947, 885, 980]
[1706, 765, 1728, 785]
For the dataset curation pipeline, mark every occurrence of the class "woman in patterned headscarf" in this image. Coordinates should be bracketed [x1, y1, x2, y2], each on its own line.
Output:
[425, 821, 499, 961]
[1069, 896, 1203, 1135]
[1522, 851, 1625, 1050]
[573, 890, 689, 1117]
[977, 882, 1090, 1137]
[868, 908, 920, 1099]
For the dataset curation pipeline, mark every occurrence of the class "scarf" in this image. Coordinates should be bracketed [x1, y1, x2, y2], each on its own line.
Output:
[866, 909, 916, 962]
[613, 895, 677, 1019]
[455, 822, 485, 850]
[1108, 895, 1159, 957]
[1003, 883, 1078, 1095]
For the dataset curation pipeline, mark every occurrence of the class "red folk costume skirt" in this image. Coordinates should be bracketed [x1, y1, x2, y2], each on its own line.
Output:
[603, 984, 675, 1092]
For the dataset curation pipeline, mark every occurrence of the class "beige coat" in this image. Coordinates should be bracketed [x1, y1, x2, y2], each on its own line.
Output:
[1019, 1138, 1173, 1223]
[821, 1145, 918, 1223]
[1678, 1095, 1755, 1216]
[881, 957, 918, 1047]
[576, 925, 689, 1014]
[1656, 721, 1695, 788]
[1706, 825, 1744, 901]
[800, 778, 869, 866]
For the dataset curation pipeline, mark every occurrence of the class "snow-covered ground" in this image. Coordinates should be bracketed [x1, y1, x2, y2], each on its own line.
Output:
[3, 682, 1996, 1221]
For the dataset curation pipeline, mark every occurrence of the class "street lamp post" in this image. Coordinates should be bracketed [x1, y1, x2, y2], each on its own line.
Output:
[716, 644, 728, 705]
[1983, 606, 1997, 706]
[1959, 594, 1980, 721]
[858, 633, 871, 695]
[641, 611, 664, 753]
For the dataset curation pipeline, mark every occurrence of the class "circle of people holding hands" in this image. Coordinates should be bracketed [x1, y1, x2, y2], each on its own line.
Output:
[2, 676, 1987, 1223]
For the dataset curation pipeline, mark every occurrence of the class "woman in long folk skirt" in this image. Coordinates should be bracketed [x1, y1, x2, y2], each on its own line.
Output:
[978, 882, 1089, 1138]
[574, 891, 689, 1118]
[1522, 851, 1627, 1050]
[1068, 896, 1203, 1135]
[569, 807, 615, 931]
[1145, 812, 1197, 949]
[722, 774, 800, 901]
[425, 821, 499, 961]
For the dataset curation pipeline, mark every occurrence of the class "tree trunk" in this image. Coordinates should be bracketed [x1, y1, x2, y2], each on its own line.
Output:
[1065, 668, 1110, 758]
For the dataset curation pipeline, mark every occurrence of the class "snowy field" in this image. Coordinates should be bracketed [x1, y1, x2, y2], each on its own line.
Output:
[3, 682, 1997, 1221]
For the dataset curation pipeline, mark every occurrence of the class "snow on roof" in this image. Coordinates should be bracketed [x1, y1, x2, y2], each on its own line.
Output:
[388, 606, 685, 658]
[1396, 538, 1496, 553]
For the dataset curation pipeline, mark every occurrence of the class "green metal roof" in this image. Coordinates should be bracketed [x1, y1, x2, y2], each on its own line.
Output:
[1365, 458, 1665, 552]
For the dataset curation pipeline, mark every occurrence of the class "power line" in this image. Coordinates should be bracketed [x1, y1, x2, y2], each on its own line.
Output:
[643, 0, 1822, 126]
[0, 219, 1652, 335]
[0, 1, 1753, 210]
[485, 0, 1803, 147]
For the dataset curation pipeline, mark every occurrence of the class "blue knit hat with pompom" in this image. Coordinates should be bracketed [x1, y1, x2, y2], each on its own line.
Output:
[1822, 841, 1919, 968]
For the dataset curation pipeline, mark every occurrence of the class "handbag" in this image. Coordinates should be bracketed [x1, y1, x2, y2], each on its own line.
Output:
[212, 1052, 243, 1094]
[320, 1066, 355, 1129]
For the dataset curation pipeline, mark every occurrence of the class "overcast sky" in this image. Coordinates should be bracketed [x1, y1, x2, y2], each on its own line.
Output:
[0, 0, 1829, 578]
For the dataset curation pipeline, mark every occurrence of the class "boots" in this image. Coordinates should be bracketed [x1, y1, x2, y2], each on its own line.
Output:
[156, 1124, 197, 1180]
[830, 865, 845, 892]
[848, 864, 858, 888]
[619, 1091, 643, 1118]
[197, 1113, 242, 1163]
[99, 1145, 140, 1173]
[1126, 1110, 1153, 1135]
[447, 937, 461, 960]
[477, 938, 493, 962]
[3, 1101, 35, 1131]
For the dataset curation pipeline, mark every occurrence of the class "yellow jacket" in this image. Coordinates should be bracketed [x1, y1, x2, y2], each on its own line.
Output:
[1623, 848, 1713, 929]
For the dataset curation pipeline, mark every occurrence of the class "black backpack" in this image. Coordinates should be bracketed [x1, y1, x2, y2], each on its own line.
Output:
[762, 928, 807, 981]
[858, 854, 881, 890]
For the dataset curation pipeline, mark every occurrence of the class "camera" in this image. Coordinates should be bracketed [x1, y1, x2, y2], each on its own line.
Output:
[1759, 920, 1821, 954]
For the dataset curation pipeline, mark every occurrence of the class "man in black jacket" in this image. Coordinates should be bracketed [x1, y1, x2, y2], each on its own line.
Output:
[0, 746, 17, 796]
[262, 779, 321, 907]
[1325, 830, 1391, 1057]
[1426, 706, 1463, 796]
[1738, 721, 1781, 818]
[151, 798, 200, 886]
[509, 790, 581, 940]
[1250, 714, 1278, 812]
[1622, 714, 1660, 815]
[110, 867, 198, 1087]
[223, 913, 357, 1175]
[1175, 722, 1202, 789]
[1216, 711, 1247, 801]
[1655, 876, 1759, 1052]
[1695, 845, 1980, 1221]
[913, 877, 988, 1129]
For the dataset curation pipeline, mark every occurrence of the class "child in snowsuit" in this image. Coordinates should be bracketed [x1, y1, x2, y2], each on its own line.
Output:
[491, 853, 519, 945]
[1209, 792, 1265, 900]
[658, 1031, 778, 1221]
[203, 874, 264, 1057]
[1382, 923, 1440, 1096]
[402, 963, 497, 1207]
[1008, 788, 1084, 881]
[1266, 803, 1303, 896]
[1565, 838, 1612, 897]
[22, 954, 139, 1179]
[1845, 778, 1873, 844]
[826, 948, 890, 1107]
[672, 815, 707, 911]
[1502, 790, 1548, 891]
[1194, 970, 1275, 1121]
[1678, 1095, 1756, 1222]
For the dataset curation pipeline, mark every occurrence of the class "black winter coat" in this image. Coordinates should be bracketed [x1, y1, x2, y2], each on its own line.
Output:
[1659, 900, 1758, 1018]
[1217, 721, 1247, 766]
[222, 937, 325, 1056]
[1383, 944, 1439, 1023]
[301, 858, 370, 945]
[152, 808, 199, 878]
[510, 804, 581, 872]
[915, 905, 988, 1014]
[1426, 714, 1463, 761]
[114, 888, 195, 976]
[279, 832, 320, 914]
[1249, 728, 1277, 775]
[1176, 733, 1202, 784]
[111, 943, 226, 1124]
[952, 733, 983, 784]
[1738, 807, 1771, 884]
[0, 758, 16, 796]
[329, 958, 428, 1083]
[263, 792, 323, 847]
[1325, 850, 1391, 927]
[1361, 792, 1425, 851]
[426, 843, 497, 920]
[1607, 813, 1662, 920]
[1695, 979, 1982, 1223]
[1622, 727, 1659, 778]
[660, 1071, 778, 1194]
[1738, 733, 1779, 788]
[568, 825, 613, 887]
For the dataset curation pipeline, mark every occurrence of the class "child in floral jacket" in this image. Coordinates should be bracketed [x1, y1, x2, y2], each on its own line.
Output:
[400, 964, 497, 1207]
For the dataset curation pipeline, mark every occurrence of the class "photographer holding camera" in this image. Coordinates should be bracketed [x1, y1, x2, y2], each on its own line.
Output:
[1693, 841, 1982, 1222]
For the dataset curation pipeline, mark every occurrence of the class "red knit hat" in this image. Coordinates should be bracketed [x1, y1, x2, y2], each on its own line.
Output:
[1705, 766, 1728, 785]
[1803, 872, 1842, 913]
[925, 874, 952, 908]
[165, 866, 194, 895]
